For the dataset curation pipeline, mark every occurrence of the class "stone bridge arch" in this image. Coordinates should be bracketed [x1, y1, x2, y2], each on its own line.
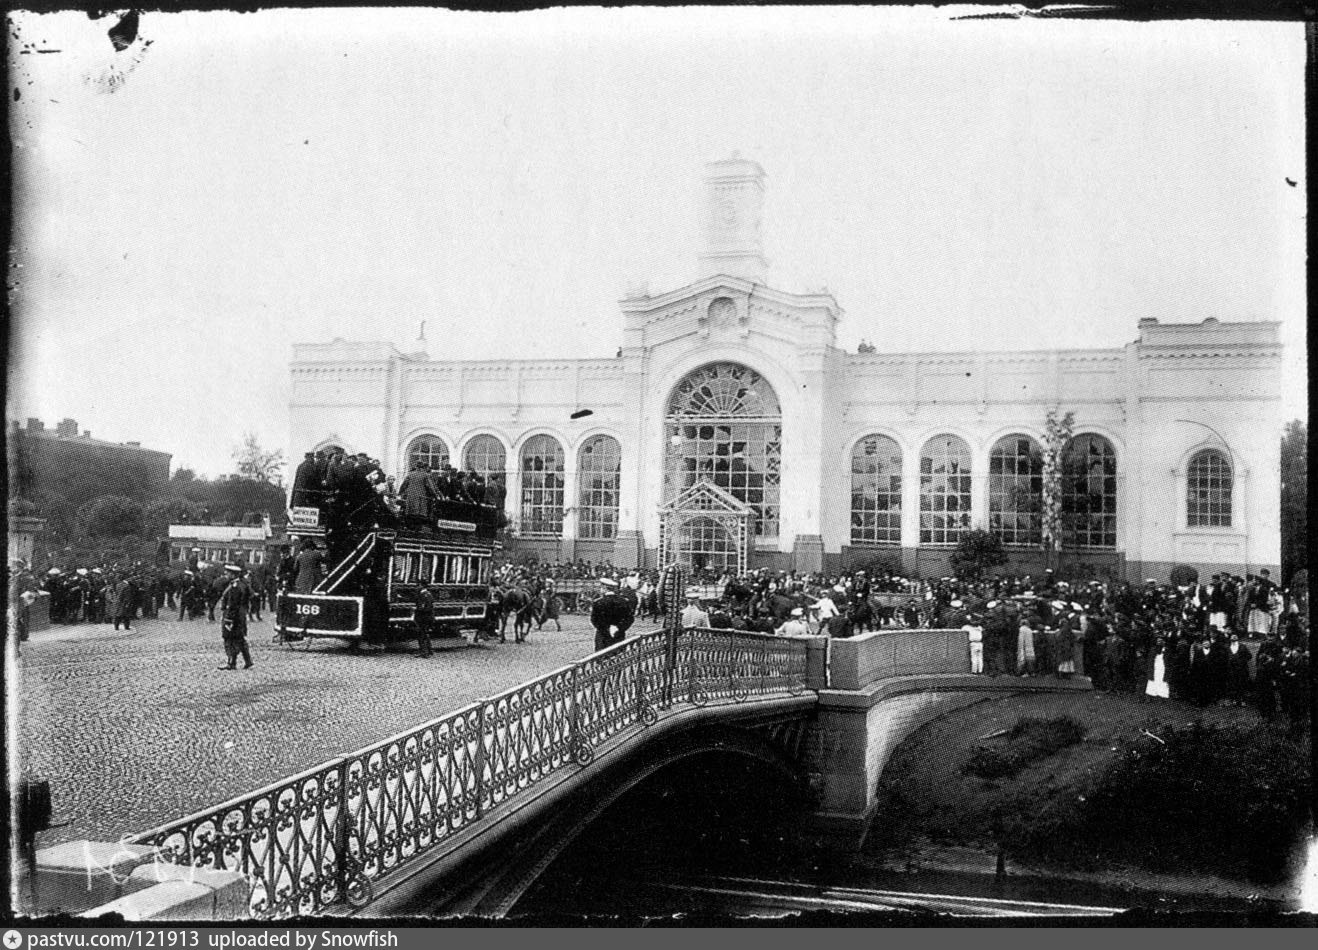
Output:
[394, 722, 812, 918]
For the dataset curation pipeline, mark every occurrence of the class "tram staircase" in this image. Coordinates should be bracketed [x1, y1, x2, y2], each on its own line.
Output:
[36, 628, 1091, 920]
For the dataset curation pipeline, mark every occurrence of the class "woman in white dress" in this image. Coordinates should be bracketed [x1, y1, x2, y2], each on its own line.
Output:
[1145, 636, 1170, 699]
[1017, 613, 1037, 676]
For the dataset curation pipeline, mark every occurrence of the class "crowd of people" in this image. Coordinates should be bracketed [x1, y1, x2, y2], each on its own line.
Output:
[289, 448, 506, 560]
[7, 550, 283, 640]
[487, 558, 1308, 729]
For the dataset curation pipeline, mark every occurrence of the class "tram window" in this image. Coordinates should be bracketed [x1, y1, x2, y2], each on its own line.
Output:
[392, 556, 407, 583]
[418, 553, 435, 584]
[454, 557, 468, 585]
[468, 557, 479, 583]
[437, 554, 451, 584]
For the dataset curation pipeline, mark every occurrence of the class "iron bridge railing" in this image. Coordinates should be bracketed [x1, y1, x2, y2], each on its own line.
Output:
[130, 627, 811, 917]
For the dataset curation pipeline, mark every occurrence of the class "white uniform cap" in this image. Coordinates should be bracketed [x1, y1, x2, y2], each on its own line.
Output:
[790, 607, 804, 617]
[951, 599, 963, 608]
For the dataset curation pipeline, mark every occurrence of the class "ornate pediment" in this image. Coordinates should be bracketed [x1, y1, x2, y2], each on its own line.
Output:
[661, 480, 752, 516]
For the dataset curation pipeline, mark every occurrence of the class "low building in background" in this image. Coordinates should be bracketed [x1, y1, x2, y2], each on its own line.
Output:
[167, 517, 278, 568]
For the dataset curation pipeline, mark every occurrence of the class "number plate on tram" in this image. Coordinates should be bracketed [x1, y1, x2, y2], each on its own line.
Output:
[278, 594, 363, 636]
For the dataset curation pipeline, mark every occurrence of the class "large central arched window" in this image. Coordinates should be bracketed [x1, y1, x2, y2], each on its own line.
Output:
[1062, 433, 1118, 548]
[578, 435, 621, 540]
[851, 435, 902, 545]
[989, 435, 1043, 546]
[920, 435, 972, 545]
[664, 362, 781, 539]
[520, 435, 565, 537]
[1187, 449, 1231, 528]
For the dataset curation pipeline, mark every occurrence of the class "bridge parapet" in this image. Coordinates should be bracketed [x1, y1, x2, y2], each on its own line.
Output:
[129, 627, 815, 919]
[827, 628, 969, 689]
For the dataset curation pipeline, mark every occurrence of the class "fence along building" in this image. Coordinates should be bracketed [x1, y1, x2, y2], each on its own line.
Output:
[289, 159, 1282, 582]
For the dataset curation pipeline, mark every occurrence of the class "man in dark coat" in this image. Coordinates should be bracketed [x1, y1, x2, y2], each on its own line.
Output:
[110, 575, 134, 631]
[294, 540, 326, 594]
[590, 578, 636, 652]
[397, 462, 438, 526]
[217, 563, 254, 670]
[291, 452, 318, 508]
[413, 585, 435, 658]
[1225, 634, 1253, 705]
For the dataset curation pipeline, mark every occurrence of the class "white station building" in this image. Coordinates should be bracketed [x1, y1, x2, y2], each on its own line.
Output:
[289, 159, 1282, 581]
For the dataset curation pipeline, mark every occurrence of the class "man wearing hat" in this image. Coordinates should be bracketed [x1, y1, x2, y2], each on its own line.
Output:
[775, 607, 810, 637]
[680, 593, 710, 629]
[107, 573, 133, 631]
[217, 563, 254, 670]
[590, 577, 635, 652]
[1244, 570, 1277, 638]
[291, 451, 319, 509]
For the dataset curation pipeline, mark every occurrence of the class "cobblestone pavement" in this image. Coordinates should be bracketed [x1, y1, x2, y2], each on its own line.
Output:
[16, 609, 659, 848]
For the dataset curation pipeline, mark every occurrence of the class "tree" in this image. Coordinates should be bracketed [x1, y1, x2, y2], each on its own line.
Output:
[232, 433, 286, 486]
[1280, 419, 1306, 584]
[75, 494, 144, 539]
[857, 340, 876, 354]
[949, 529, 1008, 580]
[1040, 408, 1075, 571]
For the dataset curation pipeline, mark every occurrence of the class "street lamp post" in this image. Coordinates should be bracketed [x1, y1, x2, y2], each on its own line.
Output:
[1175, 419, 1247, 577]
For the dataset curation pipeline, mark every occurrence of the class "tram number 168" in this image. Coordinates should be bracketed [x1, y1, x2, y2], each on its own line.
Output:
[295, 603, 321, 616]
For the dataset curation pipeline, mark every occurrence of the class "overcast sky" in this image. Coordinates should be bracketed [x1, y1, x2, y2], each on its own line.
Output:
[8, 8, 1306, 479]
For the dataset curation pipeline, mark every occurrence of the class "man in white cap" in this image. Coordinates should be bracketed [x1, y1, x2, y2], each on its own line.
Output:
[590, 577, 635, 652]
[681, 592, 710, 629]
[813, 586, 842, 636]
[217, 563, 254, 670]
[776, 607, 810, 638]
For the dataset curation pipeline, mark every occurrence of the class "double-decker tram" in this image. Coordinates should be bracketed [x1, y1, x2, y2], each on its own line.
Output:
[276, 499, 501, 648]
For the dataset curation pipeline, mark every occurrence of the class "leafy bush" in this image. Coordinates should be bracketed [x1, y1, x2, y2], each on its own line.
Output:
[1169, 564, 1199, 588]
[963, 716, 1086, 779]
[949, 529, 1008, 580]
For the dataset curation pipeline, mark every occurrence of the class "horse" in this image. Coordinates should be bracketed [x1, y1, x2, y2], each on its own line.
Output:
[534, 589, 562, 631]
[500, 586, 534, 643]
[847, 597, 876, 634]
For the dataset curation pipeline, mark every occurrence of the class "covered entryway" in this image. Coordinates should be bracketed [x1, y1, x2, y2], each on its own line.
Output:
[659, 481, 751, 575]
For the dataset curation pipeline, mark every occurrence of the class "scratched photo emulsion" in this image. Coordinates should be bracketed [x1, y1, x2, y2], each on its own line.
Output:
[6, 7, 1311, 924]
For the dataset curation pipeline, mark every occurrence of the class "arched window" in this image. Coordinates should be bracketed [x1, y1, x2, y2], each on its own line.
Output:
[920, 435, 972, 545]
[520, 435, 565, 537]
[1062, 434, 1118, 548]
[464, 434, 506, 482]
[406, 435, 450, 472]
[663, 362, 781, 539]
[850, 435, 902, 546]
[1187, 449, 1232, 528]
[578, 435, 621, 540]
[989, 435, 1043, 546]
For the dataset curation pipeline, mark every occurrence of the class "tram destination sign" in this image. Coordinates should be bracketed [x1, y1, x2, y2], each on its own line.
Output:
[288, 506, 322, 528]
[435, 518, 477, 532]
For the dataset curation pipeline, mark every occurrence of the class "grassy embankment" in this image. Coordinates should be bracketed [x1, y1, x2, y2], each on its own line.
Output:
[870, 691, 1311, 891]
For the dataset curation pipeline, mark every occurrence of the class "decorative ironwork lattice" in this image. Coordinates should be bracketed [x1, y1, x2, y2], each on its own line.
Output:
[133, 628, 810, 918]
[665, 363, 781, 538]
[667, 363, 781, 419]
